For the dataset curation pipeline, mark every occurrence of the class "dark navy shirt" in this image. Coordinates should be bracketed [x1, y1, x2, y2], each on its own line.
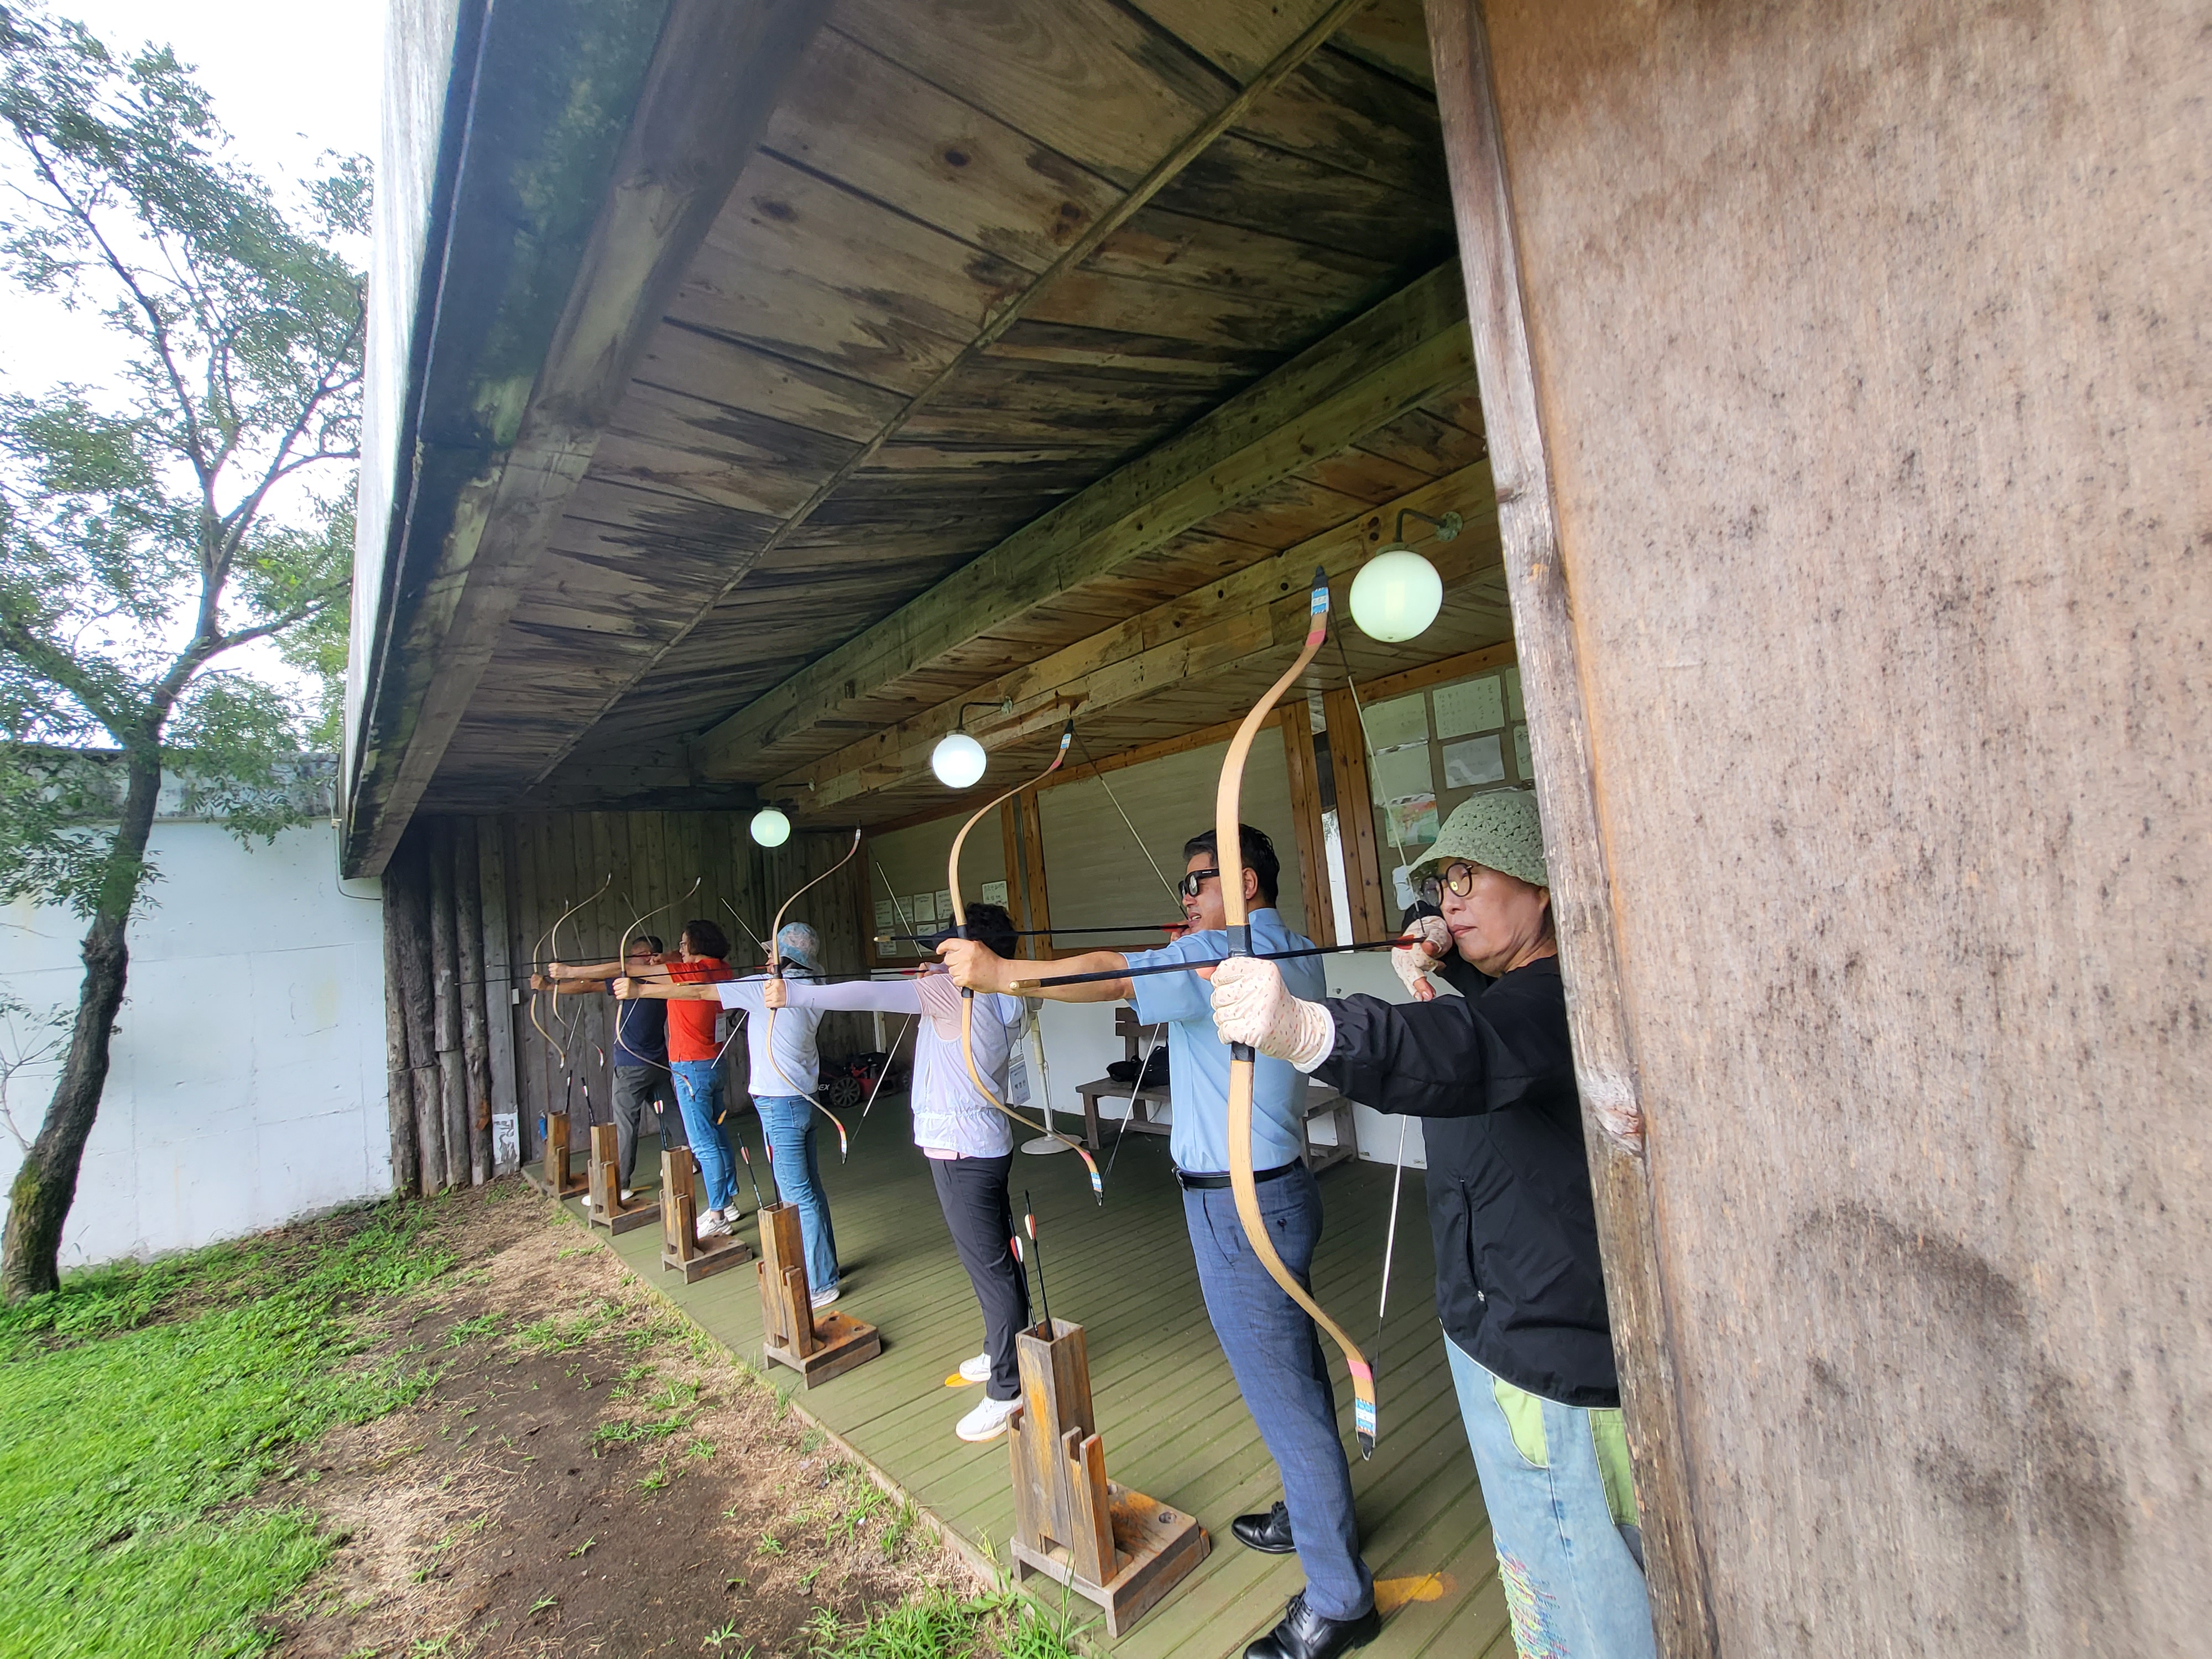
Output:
[613, 995, 668, 1068]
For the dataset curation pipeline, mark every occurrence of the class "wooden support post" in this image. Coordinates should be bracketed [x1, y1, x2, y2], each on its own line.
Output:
[453, 818, 493, 1185]
[387, 828, 444, 1194]
[380, 855, 418, 1197]
[587, 1122, 656, 1234]
[427, 817, 468, 1190]
[1425, 3, 1715, 1651]
[757, 1200, 878, 1385]
[657, 1145, 749, 1280]
[1006, 1319, 1208, 1636]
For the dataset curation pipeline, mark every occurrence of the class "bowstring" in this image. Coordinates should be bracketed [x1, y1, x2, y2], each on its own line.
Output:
[1333, 630, 1425, 1366]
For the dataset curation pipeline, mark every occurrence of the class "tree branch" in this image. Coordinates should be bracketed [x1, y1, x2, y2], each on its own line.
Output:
[10, 129, 212, 491]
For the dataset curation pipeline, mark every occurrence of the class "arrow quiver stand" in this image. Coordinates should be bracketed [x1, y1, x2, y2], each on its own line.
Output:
[756, 1199, 880, 1385]
[525, 1112, 586, 1199]
[658, 1146, 752, 1281]
[586, 1123, 657, 1234]
[1007, 1318, 1208, 1636]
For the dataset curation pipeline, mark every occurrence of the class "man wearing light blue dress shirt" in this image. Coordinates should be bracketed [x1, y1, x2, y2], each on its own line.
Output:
[941, 824, 1376, 1659]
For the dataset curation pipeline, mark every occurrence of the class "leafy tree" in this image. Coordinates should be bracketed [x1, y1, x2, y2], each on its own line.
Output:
[0, 6, 364, 1298]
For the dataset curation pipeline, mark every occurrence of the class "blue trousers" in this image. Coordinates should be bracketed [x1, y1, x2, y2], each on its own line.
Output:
[1446, 1337, 1658, 1659]
[1183, 1165, 1373, 1623]
[669, 1061, 735, 1212]
[756, 1095, 839, 1295]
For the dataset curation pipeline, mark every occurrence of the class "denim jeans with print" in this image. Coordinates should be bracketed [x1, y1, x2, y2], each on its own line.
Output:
[1445, 1335, 1657, 1659]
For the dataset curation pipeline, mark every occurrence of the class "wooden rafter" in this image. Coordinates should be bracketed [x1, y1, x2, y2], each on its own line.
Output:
[698, 268, 1475, 778]
[525, 0, 1386, 795]
[765, 462, 1499, 811]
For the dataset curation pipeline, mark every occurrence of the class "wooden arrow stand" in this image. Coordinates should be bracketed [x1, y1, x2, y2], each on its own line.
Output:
[658, 1146, 750, 1281]
[757, 1199, 879, 1385]
[586, 1124, 658, 1233]
[1007, 1318, 1208, 1636]
[524, 1112, 586, 1199]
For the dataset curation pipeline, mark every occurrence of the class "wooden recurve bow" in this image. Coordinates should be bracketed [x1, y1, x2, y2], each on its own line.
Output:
[764, 826, 863, 1160]
[945, 721, 1104, 1200]
[1215, 568, 1378, 1457]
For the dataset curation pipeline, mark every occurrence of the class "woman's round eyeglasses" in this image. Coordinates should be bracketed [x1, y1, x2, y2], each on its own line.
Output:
[1415, 861, 1480, 907]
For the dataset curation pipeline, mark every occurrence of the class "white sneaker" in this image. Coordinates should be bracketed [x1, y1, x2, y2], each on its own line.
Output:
[810, 1286, 841, 1310]
[958, 1353, 992, 1384]
[698, 1209, 732, 1239]
[619, 1187, 635, 1205]
[956, 1392, 1021, 1442]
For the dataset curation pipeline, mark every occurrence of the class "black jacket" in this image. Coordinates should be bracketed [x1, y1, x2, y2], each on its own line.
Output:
[1311, 946, 1619, 1407]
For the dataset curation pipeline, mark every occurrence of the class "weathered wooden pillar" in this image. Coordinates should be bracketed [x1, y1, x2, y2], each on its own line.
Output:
[453, 822, 494, 1185]
[387, 828, 444, 1194]
[427, 817, 467, 1190]
[1425, 4, 1714, 1653]
[380, 857, 418, 1196]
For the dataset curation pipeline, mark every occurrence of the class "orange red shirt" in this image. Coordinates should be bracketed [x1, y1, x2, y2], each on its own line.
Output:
[663, 957, 733, 1061]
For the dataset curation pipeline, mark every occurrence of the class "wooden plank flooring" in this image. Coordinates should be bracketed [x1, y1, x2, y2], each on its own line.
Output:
[546, 1113, 1511, 1657]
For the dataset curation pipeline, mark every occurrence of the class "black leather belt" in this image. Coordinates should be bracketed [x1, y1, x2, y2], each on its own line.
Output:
[1176, 1161, 1299, 1191]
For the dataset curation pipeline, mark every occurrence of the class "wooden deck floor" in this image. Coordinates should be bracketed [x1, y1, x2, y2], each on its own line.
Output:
[542, 1112, 1511, 1659]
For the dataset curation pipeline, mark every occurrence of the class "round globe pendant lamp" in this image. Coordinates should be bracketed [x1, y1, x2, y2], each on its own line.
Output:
[749, 807, 792, 847]
[1348, 508, 1461, 643]
[930, 731, 988, 789]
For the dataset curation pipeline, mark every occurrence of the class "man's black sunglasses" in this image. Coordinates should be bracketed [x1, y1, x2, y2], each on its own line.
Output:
[1176, 867, 1220, 899]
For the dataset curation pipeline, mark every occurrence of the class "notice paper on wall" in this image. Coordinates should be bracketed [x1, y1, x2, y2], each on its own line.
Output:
[1443, 733, 1506, 789]
[1386, 794, 1439, 847]
[1434, 676, 1505, 739]
[1363, 693, 1430, 750]
[981, 880, 1009, 906]
[936, 889, 953, 919]
[911, 893, 936, 925]
[1514, 723, 1532, 779]
[874, 899, 895, 931]
[1370, 742, 1436, 801]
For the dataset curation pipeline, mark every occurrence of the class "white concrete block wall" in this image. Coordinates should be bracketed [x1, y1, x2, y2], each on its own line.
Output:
[0, 820, 389, 1267]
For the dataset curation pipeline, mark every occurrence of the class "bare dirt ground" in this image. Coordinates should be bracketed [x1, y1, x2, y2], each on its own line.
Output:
[267, 1180, 975, 1658]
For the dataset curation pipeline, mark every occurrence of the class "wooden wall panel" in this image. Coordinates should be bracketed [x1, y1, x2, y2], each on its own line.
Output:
[1441, 0, 2212, 1652]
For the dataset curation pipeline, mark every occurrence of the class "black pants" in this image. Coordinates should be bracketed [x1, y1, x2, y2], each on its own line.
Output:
[928, 1152, 1030, 1400]
[613, 1063, 681, 1187]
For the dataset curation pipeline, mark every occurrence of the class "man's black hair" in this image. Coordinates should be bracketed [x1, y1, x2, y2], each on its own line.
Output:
[681, 918, 729, 961]
[926, 899, 1018, 961]
[626, 933, 664, 955]
[1182, 823, 1279, 907]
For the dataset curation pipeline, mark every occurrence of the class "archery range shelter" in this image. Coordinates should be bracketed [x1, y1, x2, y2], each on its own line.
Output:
[343, 3, 2210, 1655]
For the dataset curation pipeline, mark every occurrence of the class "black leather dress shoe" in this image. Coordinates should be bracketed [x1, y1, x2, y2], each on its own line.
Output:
[1244, 1592, 1380, 1659]
[1232, 1500, 1297, 1554]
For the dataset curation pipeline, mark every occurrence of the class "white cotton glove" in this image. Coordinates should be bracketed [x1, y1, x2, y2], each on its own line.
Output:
[1209, 957, 1335, 1071]
[1392, 915, 1453, 1003]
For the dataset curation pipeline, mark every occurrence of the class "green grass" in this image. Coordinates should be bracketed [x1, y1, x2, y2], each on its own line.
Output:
[0, 1201, 457, 1658]
[810, 1586, 1094, 1659]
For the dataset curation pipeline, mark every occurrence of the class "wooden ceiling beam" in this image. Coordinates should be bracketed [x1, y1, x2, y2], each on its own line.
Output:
[342, 0, 834, 876]
[696, 264, 1474, 779]
[529, 0, 1386, 796]
[764, 461, 1498, 811]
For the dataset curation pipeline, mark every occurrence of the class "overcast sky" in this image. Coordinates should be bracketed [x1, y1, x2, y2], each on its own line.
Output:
[0, 1, 384, 390]
[0, 3, 387, 712]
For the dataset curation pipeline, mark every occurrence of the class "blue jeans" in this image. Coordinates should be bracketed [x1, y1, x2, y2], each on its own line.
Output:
[1183, 1165, 1373, 1623]
[669, 1061, 735, 1212]
[1446, 1336, 1658, 1659]
[755, 1095, 838, 1295]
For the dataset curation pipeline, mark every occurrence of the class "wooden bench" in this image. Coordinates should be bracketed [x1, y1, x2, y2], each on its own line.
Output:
[1074, 1009, 1360, 1172]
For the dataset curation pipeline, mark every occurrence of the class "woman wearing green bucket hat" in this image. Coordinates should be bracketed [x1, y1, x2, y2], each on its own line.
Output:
[1209, 789, 1657, 1659]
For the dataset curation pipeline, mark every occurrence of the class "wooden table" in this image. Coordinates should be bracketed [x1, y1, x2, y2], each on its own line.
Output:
[1072, 1011, 1361, 1171]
